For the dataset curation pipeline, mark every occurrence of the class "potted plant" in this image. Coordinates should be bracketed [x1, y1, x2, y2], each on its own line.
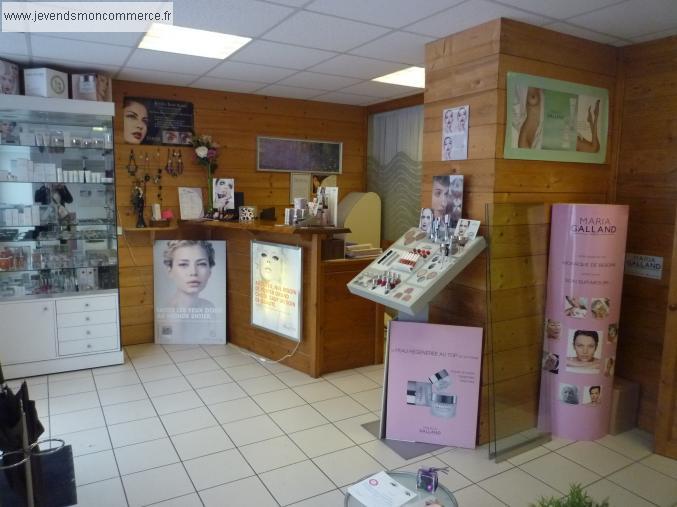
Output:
[531, 484, 609, 507]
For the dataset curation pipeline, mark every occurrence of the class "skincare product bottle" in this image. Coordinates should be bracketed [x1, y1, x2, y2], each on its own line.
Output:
[406, 381, 432, 406]
[431, 393, 458, 418]
[428, 369, 451, 391]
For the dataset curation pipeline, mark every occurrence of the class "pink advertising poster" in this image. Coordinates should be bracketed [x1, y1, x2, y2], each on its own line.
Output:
[385, 321, 483, 448]
[542, 204, 628, 441]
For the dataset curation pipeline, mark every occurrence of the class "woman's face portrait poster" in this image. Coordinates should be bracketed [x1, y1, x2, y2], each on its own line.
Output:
[153, 240, 227, 345]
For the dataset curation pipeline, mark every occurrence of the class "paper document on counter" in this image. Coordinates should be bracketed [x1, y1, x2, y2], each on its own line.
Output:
[347, 472, 415, 507]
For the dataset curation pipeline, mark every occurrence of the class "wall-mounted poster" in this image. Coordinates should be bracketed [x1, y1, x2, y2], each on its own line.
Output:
[123, 97, 194, 146]
[504, 73, 609, 164]
[257, 136, 342, 174]
[251, 241, 302, 342]
[154, 240, 227, 345]
[290, 173, 311, 203]
[431, 174, 463, 226]
[441, 105, 468, 161]
[213, 178, 235, 210]
[385, 321, 483, 448]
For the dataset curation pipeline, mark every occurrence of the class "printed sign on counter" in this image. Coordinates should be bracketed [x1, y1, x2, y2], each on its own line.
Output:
[624, 253, 663, 280]
[385, 321, 483, 448]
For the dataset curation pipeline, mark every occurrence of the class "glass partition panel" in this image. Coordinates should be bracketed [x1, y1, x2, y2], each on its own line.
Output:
[485, 202, 551, 461]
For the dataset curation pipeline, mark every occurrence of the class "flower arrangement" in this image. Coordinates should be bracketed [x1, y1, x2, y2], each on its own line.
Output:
[191, 134, 220, 210]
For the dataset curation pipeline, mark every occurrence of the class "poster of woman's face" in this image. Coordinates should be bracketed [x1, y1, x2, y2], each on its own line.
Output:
[607, 323, 618, 343]
[419, 208, 433, 232]
[590, 297, 610, 319]
[545, 318, 562, 340]
[564, 295, 588, 318]
[123, 96, 194, 146]
[213, 178, 235, 210]
[559, 383, 579, 405]
[542, 352, 559, 374]
[454, 219, 480, 240]
[431, 174, 464, 225]
[251, 241, 302, 342]
[153, 240, 226, 345]
[566, 329, 603, 373]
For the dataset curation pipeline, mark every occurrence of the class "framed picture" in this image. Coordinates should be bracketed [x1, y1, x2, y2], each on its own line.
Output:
[153, 240, 227, 345]
[123, 97, 194, 146]
[289, 173, 311, 203]
[257, 136, 342, 174]
[213, 178, 235, 210]
[251, 241, 302, 342]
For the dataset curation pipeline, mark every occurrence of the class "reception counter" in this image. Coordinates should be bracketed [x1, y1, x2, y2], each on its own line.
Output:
[178, 220, 384, 377]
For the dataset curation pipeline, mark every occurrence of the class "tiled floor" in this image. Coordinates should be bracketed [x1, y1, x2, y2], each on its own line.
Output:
[9, 343, 677, 506]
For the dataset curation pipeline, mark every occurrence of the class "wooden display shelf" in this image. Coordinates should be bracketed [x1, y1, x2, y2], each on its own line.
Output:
[123, 225, 178, 242]
[179, 219, 349, 237]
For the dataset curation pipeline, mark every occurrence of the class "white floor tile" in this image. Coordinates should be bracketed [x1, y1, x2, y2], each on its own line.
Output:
[98, 384, 148, 406]
[209, 397, 264, 424]
[223, 414, 284, 446]
[94, 370, 140, 390]
[333, 413, 379, 445]
[521, 452, 600, 494]
[144, 376, 193, 397]
[49, 391, 100, 415]
[543, 436, 574, 450]
[93, 363, 134, 376]
[326, 374, 380, 394]
[322, 369, 358, 380]
[270, 405, 329, 434]
[184, 448, 254, 490]
[350, 388, 383, 411]
[607, 462, 677, 506]
[168, 347, 209, 363]
[49, 370, 93, 383]
[293, 380, 345, 403]
[126, 343, 161, 358]
[260, 460, 335, 506]
[196, 382, 247, 405]
[54, 427, 111, 457]
[149, 493, 203, 506]
[103, 399, 156, 425]
[152, 390, 204, 415]
[109, 416, 167, 447]
[360, 439, 429, 470]
[214, 353, 257, 368]
[162, 344, 200, 353]
[453, 484, 506, 506]
[312, 396, 370, 422]
[114, 437, 179, 475]
[136, 363, 181, 382]
[360, 369, 385, 386]
[253, 388, 307, 413]
[200, 476, 278, 507]
[585, 479, 655, 507]
[184, 368, 233, 389]
[395, 456, 472, 492]
[201, 344, 235, 358]
[312, 446, 383, 487]
[240, 435, 307, 473]
[557, 440, 633, 475]
[76, 477, 127, 507]
[73, 449, 119, 486]
[289, 424, 354, 458]
[49, 377, 96, 397]
[437, 446, 513, 483]
[122, 463, 195, 507]
[225, 363, 271, 380]
[289, 489, 345, 507]
[276, 369, 324, 387]
[239, 374, 287, 395]
[479, 468, 561, 507]
[161, 406, 218, 436]
[171, 425, 234, 461]
[596, 429, 654, 461]
[176, 357, 221, 376]
[506, 445, 550, 466]
[130, 353, 173, 369]
[262, 361, 294, 374]
[51, 407, 105, 435]
[25, 383, 49, 400]
[641, 453, 677, 479]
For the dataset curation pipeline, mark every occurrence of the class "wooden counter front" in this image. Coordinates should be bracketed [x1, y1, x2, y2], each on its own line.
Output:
[181, 221, 382, 377]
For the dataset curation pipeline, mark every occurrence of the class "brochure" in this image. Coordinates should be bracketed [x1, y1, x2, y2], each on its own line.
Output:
[347, 472, 416, 507]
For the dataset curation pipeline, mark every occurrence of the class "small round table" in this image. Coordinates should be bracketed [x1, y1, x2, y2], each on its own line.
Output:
[344, 471, 458, 507]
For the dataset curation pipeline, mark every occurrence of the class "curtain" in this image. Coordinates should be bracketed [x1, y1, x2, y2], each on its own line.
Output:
[367, 105, 423, 242]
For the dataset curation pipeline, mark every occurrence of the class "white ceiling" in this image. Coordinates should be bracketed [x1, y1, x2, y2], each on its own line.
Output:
[1, 0, 676, 105]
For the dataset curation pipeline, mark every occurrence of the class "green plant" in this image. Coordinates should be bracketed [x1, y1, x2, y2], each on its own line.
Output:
[531, 484, 609, 507]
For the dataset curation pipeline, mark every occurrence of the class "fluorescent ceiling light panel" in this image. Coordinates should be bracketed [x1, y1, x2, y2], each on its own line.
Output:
[372, 66, 425, 88]
[139, 24, 251, 59]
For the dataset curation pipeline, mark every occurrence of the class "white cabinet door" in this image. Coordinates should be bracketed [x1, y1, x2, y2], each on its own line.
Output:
[0, 300, 57, 364]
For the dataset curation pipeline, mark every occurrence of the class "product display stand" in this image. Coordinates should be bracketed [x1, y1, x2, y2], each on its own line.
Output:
[347, 228, 486, 457]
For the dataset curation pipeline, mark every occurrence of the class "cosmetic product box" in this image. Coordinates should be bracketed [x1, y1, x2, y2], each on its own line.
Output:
[71, 73, 112, 101]
[24, 67, 69, 99]
[610, 376, 640, 435]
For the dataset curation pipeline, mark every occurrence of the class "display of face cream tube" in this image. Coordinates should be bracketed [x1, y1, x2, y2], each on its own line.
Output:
[431, 393, 458, 418]
[428, 369, 451, 390]
[406, 381, 432, 406]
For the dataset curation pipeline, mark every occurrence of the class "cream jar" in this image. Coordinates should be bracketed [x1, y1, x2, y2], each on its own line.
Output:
[406, 381, 432, 406]
[428, 369, 451, 391]
[431, 393, 458, 418]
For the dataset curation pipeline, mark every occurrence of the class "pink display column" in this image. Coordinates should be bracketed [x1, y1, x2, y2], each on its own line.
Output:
[543, 204, 629, 441]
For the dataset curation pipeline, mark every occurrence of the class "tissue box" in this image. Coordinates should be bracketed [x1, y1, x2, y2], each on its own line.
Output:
[0, 58, 20, 95]
[24, 67, 68, 98]
[71, 73, 112, 101]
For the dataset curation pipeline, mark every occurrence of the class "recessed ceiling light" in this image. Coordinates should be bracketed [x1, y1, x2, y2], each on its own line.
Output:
[139, 23, 251, 59]
[372, 66, 425, 88]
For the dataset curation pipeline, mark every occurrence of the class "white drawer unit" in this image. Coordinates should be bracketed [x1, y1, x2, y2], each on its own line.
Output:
[58, 336, 117, 356]
[57, 308, 117, 328]
[57, 322, 118, 342]
[57, 295, 118, 314]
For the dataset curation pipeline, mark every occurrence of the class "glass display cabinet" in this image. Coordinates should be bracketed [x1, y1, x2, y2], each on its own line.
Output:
[0, 95, 123, 378]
